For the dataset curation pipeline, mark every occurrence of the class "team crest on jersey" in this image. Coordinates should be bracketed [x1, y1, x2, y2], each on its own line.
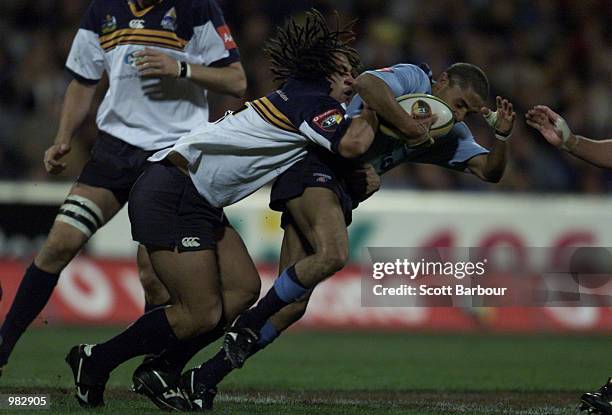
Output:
[313, 109, 343, 131]
[129, 19, 146, 29]
[101, 14, 117, 34]
[161, 7, 177, 31]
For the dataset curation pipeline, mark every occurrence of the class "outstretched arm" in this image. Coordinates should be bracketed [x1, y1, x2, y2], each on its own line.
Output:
[526, 105, 612, 169]
[467, 96, 516, 183]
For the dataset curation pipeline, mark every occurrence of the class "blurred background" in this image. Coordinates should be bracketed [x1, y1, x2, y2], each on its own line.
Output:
[1, 0, 612, 334]
[1, 0, 611, 191]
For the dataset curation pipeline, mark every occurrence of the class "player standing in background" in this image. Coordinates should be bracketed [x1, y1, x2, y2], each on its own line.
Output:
[0, 0, 246, 380]
[527, 105, 612, 415]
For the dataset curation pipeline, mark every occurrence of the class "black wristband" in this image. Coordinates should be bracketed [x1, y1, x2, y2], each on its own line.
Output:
[179, 61, 188, 78]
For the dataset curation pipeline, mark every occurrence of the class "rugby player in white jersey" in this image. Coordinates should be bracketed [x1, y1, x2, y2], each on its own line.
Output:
[64, 10, 437, 410]
[132, 61, 517, 411]
[0, 0, 247, 391]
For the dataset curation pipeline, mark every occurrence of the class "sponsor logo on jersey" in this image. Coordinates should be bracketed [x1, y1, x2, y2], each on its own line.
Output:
[101, 14, 117, 34]
[129, 19, 146, 29]
[216, 25, 236, 49]
[161, 7, 177, 31]
[313, 109, 343, 132]
[124, 51, 144, 68]
[181, 237, 201, 248]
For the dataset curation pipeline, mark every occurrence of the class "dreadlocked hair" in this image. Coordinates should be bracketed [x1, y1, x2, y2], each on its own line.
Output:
[265, 9, 360, 84]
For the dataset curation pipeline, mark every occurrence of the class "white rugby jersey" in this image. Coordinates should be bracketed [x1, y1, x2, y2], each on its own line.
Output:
[66, 0, 240, 150]
[150, 77, 352, 207]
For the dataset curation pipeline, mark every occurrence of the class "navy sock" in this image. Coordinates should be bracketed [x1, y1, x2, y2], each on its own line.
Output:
[91, 308, 178, 374]
[196, 320, 280, 389]
[197, 349, 234, 389]
[0, 263, 59, 365]
[239, 266, 309, 331]
[161, 318, 225, 372]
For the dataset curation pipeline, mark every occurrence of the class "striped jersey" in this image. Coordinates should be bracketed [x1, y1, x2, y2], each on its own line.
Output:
[66, 0, 240, 150]
[150, 77, 352, 207]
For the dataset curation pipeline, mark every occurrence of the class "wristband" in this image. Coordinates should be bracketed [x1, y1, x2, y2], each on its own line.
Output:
[555, 116, 576, 151]
[484, 110, 512, 141]
[178, 61, 188, 78]
[495, 130, 512, 142]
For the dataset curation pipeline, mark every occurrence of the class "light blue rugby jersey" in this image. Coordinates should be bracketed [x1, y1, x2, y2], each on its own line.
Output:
[347, 63, 489, 174]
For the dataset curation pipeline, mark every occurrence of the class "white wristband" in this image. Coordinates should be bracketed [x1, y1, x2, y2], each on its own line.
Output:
[186, 63, 192, 79]
[555, 116, 574, 150]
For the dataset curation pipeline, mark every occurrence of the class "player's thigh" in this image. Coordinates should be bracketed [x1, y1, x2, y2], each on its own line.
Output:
[217, 226, 261, 322]
[148, 248, 222, 329]
[36, 183, 123, 272]
[285, 187, 348, 257]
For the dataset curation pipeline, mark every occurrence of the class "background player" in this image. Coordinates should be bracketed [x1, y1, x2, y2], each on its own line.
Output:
[527, 105, 612, 415]
[0, 0, 246, 378]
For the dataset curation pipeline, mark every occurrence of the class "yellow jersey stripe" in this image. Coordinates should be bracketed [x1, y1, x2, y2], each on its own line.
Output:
[102, 35, 184, 51]
[258, 97, 294, 126]
[251, 100, 298, 132]
[249, 102, 298, 133]
[100, 29, 187, 46]
[104, 40, 184, 52]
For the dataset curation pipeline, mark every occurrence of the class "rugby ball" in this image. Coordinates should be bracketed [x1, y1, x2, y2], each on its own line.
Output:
[379, 93, 455, 139]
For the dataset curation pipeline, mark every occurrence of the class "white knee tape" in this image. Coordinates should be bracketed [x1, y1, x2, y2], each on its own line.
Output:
[56, 195, 104, 238]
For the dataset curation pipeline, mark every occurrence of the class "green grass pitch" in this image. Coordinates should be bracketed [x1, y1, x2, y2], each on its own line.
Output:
[1, 327, 610, 414]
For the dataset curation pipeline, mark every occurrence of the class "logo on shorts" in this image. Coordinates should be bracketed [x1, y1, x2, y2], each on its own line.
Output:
[181, 237, 201, 248]
[313, 173, 332, 183]
[312, 109, 343, 132]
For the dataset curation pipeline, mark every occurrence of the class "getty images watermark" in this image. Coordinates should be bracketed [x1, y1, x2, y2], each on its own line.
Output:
[361, 247, 612, 307]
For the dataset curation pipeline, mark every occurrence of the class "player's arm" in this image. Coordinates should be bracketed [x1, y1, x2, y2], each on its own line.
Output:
[353, 73, 434, 147]
[135, 49, 246, 98]
[526, 105, 612, 168]
[46, 80, 97, 174]
[337, 107, 379, 158]
[466, 96, 515, 183]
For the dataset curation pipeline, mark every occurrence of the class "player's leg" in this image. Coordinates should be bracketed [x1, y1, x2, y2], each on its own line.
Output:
[187, 220, 311, 410]
[0, 182, 121, 371]
[132, 225, 261, 410]
[225, 186, 348, 368]
[65, 160, 226, 408]
[137, 244, 171, 312]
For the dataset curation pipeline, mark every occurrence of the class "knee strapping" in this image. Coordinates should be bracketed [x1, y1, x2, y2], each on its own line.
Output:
[56, 195, 104, 238]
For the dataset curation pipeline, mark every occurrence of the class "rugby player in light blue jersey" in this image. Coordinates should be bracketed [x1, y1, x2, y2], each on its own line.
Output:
[195, 61, 517, 409]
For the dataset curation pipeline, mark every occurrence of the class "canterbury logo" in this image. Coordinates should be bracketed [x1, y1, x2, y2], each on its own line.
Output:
[181, 237, 200, 248]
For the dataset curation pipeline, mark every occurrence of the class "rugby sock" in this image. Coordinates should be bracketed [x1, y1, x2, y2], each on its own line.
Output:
[90, 308, 177, 374]
[0, 263, 59, 365]
[161, 318, 226, 372]
[196, 320, 280, 388]
[239, 266, 309, 331]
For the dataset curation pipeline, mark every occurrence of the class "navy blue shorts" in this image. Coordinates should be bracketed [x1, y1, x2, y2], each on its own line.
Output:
[129, 161, 229, 251]
[270, 150, 357, 228]
[78, 132, 155, 205]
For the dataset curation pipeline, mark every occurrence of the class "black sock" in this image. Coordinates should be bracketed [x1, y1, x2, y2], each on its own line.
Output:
[239, 265, 309, 331]
[144, 300, 170, 314]
[0, 263, 59, 365]
[161, 318, 225, 373]
[197, 349, 234, 389]
[91, 308, 178, 374]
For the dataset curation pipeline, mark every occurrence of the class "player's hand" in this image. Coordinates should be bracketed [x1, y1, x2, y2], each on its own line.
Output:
[135, 48, 181, 78]
[347, 163, 381, 202]
[525, 105, 576, 149]
[44, 143, 71, 175]
[481, 96, 516, 140]
[400, 113, 437, 148]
